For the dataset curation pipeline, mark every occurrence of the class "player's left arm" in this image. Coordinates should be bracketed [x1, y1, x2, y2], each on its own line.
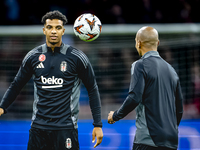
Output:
[78, 61, 102, 127]
[77, 52, 103, 147]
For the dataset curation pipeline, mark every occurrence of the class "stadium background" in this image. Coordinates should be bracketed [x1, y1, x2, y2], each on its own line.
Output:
[0, 0, 200, 150]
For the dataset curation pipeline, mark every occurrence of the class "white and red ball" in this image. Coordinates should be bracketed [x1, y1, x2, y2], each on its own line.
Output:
[73, 13, 102, 42]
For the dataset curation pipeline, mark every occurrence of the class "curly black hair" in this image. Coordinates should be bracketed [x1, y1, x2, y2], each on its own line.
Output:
[41, 10, 68, 25]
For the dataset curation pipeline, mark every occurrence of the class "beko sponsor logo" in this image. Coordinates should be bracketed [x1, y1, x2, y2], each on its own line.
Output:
[41, 76, 63, 88]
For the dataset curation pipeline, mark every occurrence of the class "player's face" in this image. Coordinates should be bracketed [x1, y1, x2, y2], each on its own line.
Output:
[43, 19, 65, 47]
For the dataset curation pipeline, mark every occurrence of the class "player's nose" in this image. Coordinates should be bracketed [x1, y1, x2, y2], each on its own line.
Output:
[51, 28, 57, 34]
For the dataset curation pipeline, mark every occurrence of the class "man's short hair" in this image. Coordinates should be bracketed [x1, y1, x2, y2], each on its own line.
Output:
[41, 10, 68, 25]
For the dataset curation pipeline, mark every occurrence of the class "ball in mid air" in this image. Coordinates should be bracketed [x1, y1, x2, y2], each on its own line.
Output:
[73, 13, 102, 42]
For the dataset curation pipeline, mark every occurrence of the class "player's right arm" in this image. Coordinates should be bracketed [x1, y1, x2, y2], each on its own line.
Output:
[111, 61, 145, 121]
[0, 52, 34, 114]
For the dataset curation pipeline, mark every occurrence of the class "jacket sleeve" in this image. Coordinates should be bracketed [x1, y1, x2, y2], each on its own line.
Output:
[0, 54, 33, 113]
[113, 61, 145, 121]
[175, 80, 183, 126]
[77, 52, 102, 127]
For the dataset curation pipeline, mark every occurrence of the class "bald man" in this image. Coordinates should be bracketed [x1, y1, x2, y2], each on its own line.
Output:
[108, 26, 183, 150]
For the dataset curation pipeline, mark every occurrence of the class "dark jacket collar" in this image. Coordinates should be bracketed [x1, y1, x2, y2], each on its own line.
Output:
[141, 51, 160, 59]
[47, 43, 64, 53]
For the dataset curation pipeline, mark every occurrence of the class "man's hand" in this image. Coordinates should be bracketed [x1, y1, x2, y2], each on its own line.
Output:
[108, 111, 116, 124]
[0, 108, 4, 116]
[92, 127, 103, 148]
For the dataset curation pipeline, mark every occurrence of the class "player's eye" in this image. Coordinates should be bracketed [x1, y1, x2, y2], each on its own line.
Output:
[56, 26, 62, 30]
[46, 26, 52, 29]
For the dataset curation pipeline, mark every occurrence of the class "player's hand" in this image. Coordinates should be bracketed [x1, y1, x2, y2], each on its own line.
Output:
[108, 111, 116, 124]
[0, 108, 4, 116]
[92, 127, 103, 148]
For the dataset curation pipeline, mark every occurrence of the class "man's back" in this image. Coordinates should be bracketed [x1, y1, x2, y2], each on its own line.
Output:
[109, 26, 183, 150]
[134, 51, 183, 149]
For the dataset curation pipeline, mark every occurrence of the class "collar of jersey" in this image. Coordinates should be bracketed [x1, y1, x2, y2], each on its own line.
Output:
[47, 43, 64, 53]
[142, 51, 160, 59]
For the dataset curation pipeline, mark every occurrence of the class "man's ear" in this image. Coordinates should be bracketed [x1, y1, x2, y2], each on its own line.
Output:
[138, 40, 142, 49]
[157, 40, 160, 46]
[62, 28, 65, 35]
[43, 27, 46, 35]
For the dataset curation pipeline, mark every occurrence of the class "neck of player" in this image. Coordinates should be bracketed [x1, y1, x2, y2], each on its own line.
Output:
[46, 41, 62, 52]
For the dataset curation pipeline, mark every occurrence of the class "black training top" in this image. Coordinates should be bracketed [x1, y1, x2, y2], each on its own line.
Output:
[0, 43, 102, 129]
[113, 51, 183, 149]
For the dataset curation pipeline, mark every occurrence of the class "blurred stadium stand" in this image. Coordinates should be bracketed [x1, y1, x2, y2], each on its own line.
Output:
[1, 0, 200, 25]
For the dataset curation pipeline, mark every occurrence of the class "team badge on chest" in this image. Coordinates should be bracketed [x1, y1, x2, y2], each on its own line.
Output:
[60, 61, 67, 72]
[65, 138, 72, 149]
[39, 54, 46, 62]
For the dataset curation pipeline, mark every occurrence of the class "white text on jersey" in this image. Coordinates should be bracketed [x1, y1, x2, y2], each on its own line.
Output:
[41, 76, 63, 88]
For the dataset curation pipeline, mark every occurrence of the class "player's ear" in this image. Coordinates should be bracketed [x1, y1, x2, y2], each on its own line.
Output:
[138, 40, 142, 49]
[43, 27, 46, 35]
[62, 28, 65, 35]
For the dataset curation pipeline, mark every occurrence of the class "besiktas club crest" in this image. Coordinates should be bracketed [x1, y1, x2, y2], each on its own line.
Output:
[65, 138, 72, 149]
[60, 61, 67, 72]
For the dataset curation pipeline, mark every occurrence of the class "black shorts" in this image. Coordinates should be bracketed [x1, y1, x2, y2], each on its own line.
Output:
[27, 127, 79, 150]
[132, 143, 177, 150]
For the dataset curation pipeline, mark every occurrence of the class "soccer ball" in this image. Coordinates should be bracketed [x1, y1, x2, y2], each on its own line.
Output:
[73, 13, 102, 42]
